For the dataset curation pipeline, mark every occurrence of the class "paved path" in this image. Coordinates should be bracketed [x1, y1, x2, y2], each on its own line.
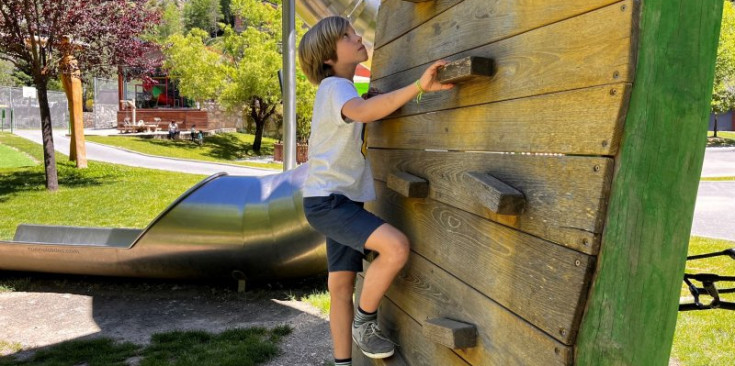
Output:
[701, 147, 735, 177]
[12, 129, 278, 177]
[693, 148, 735, 241]
[691, 181, 735, 242]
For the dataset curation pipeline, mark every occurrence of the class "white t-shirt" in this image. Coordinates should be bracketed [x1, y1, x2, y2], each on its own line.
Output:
[303, 77, 376, 202]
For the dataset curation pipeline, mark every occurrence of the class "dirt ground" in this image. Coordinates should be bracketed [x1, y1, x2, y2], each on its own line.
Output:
[0, 272, 332, 365]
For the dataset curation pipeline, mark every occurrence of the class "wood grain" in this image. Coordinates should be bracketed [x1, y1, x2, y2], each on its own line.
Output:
[367, 84, 631, 156]
[359, 254, 575, 365]
[374, 0, 463, 49]
[367, 182, 594, 344]
[369, 149, 614, 254]
[371, 0, 634, 119]
[354, 277, 470, 366]
[372, 0, 624, 80]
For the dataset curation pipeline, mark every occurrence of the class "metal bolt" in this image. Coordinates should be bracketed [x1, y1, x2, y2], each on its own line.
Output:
[583, 238, 590, 246]
[613, 71, 620, 79]
[610, 88, 617, 96]
[575, 259, 581, 266]
[602, 140, 609, 148]
[621, 4, 627, 11]
[560, 328, 567, 337]
[593, 165, 600, 172]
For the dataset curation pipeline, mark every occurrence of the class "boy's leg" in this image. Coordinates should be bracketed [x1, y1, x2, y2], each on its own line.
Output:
[359, 223, 410, 312]
[328, 271, 357, 361]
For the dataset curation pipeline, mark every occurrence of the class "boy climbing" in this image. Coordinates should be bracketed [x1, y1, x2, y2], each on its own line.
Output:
[298, 16, 454, 365]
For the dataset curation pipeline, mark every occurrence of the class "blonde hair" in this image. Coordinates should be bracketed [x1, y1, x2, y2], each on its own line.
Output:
[298, 16, 351, 85]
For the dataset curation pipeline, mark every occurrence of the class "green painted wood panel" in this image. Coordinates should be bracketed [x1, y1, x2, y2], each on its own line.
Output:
[574, 1, 723, 365]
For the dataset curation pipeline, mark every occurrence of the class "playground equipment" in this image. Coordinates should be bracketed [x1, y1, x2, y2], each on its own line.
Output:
[349, 0, 723, 365]
[0, 0, 726, 365]
[0, 165, 326, 283]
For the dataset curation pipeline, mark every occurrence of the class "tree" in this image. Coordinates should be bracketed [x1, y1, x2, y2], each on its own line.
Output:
[183, 0, 222, 38]
[711, 0, 735, 138]
[163, 0, 316, 153]
[151, 0, 184, 43]
[0, 0, 160, 190]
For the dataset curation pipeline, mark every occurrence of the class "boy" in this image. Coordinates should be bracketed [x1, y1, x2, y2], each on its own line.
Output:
[298, 16, 453, 365]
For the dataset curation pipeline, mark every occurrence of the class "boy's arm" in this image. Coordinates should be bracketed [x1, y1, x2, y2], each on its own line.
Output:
[342, 60, 454, 123]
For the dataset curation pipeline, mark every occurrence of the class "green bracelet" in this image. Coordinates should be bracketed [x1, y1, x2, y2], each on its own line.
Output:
[414, 80, 425, 104]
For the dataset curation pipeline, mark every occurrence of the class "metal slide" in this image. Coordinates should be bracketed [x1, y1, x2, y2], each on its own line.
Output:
[0, 165, 327, 280]
[0, 1, 379, 280]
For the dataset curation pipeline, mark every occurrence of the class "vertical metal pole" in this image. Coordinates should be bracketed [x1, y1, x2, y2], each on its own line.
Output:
[282, 0, 297, 171]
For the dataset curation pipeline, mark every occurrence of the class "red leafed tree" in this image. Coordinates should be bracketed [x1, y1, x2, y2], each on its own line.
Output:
[0, 0, 160, 190]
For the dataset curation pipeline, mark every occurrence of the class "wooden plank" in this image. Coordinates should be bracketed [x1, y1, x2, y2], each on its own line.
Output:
[354, 277, 472, 366]
[374, 0, 463, 49]
[371, 0, 634, 119]
[423, 318, 477, 349]
[369, 149, 613, 254]
[367, 84, 630, 156]
[367, 182, 594, 344]
[575, 1, 723, 365]
[372, 0, 624, 80]
[360, 255, 575, 365]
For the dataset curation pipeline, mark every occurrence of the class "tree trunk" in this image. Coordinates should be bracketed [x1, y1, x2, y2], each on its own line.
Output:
[714, 114, 719, 138]
[250, 98, 276, 154]
[61, 50, 87, 168]
[36, 79, 59, 191]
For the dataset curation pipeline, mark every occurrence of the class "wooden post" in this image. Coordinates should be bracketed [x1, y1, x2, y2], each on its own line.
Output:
[575, 1, 723, 365]
[60, 36, 87, 168]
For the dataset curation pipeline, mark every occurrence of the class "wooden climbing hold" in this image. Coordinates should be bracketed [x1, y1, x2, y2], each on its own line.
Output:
[423, 317, 477, 349]
[464, 171, 525, 215]
[437, 56, 496, 84]
[387, 171, 429, 198]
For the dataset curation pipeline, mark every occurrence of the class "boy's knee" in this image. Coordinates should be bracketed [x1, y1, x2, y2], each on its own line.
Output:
[328, 276, 355, 302]
[387, 233, 410, 266]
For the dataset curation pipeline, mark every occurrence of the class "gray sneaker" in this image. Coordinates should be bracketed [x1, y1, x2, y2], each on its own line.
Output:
[352, 320, 396, 359]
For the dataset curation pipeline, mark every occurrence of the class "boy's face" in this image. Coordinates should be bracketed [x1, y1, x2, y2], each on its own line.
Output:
[328, 26, 368, 66]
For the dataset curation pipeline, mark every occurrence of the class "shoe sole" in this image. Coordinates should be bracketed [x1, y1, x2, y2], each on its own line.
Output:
[360, 348, 395, 359]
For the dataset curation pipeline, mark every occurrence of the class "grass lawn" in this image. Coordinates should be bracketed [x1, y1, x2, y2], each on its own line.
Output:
[707, 131, 735, 147]
[85, 133, 283, 170]
[0, 326, 292, 366]
[708, 130, 735, 139]
[0, 144, 37, 169]
[0, 132, 205, 240]
[671, 236, 735, 366]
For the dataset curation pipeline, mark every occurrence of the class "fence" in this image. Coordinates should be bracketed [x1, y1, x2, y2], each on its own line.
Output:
[92, 77, 119, 129]
[0, 86, 68, 132]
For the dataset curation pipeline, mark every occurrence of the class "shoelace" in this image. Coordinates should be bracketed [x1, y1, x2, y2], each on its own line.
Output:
[364, 322, 399, 346]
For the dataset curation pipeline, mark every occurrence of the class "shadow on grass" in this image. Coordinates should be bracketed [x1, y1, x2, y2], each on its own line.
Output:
[204, 134, 274, 160]
[0, 273, 328, 365]
[0, 165, 111, 203]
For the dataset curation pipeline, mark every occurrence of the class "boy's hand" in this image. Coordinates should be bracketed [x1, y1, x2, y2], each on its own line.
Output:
[419, 60, 455, 92]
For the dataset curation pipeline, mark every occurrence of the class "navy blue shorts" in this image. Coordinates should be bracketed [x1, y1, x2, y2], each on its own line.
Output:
[303, 194, 385, 272]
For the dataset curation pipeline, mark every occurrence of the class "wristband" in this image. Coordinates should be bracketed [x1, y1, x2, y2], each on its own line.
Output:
[414, 80, 425, 104]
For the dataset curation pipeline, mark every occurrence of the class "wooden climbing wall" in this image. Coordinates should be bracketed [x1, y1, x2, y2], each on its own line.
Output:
[355, 0, 723, 365]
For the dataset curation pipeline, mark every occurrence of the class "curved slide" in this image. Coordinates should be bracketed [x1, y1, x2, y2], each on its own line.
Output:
[0, 0, 379, 281]
[0, 165, 328, 280]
